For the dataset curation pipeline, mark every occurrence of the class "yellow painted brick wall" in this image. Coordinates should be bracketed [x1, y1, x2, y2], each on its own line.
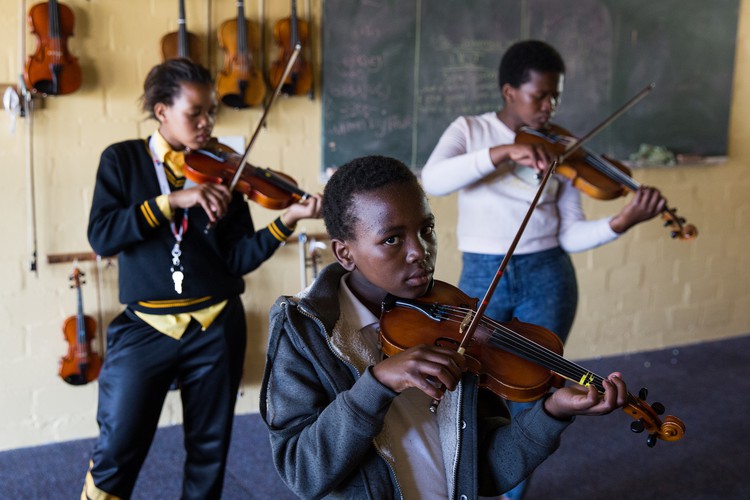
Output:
[0, 0, 748, 451]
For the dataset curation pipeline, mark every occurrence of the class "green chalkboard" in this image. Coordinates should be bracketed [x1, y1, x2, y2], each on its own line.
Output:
[321, 0, 739, 171]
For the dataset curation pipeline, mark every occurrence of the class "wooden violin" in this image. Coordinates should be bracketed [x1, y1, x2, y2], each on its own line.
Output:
[516, 123, 698, 241]
[187, 44, 308, 213]
[59, 267, 102, 385]
[269, 0, 312, 96]
[24, 0, 82, 96]
[216, 0, 266, 109]
[379, 280, 686, 447]
[185, 140, 310, 210]
[160, 0, 203, 64]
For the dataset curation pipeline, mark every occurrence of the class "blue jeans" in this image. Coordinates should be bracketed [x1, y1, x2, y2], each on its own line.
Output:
[459, 247, 578, 499]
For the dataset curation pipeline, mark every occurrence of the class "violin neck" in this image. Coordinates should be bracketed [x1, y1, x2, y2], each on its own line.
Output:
[75, 281, 89, 357]
[177, 0, 189, 59]
[237, 0, 248, 57]
[534, 128, 642, 192]
[261, 168, 310, 199]
[291, 0, 300, 46]
[582, 148, 641, 191]
[49, 0, 60, 39]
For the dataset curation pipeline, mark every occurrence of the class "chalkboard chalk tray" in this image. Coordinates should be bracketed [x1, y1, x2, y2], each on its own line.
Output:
[321, 0, 739, 171]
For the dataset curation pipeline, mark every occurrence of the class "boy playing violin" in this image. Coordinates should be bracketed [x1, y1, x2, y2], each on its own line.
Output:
[260, 155, 628, 499]
[83, 58, 321, 499]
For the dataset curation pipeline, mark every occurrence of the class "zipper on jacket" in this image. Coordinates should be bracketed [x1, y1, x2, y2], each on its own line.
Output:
[451, 381, 464, 500]
[295, 301, 405, 500]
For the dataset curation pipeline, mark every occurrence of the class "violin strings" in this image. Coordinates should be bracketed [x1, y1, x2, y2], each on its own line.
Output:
[432, 304, 643, 406]
[432, 305, 648, 400]
[238, 11, 248, 76]
[432, 305, 599, 381]
[554, 134, 686, 233]
[52, 1, 60, 64]
[549, 132, 640, 191]
[583, 150, 640, 191]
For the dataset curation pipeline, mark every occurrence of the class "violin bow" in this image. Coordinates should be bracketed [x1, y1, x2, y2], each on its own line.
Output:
[559, 83, 654, 161]
[228, 44, 302, 191]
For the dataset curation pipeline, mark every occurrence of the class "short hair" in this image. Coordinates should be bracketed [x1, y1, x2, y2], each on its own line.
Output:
[498, 40, 565, 89]
[141, 58, 213, 119]
[322, 156, 422, 241]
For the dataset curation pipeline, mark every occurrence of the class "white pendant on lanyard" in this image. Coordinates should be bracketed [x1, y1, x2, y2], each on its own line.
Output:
[150, 137, 189, 294]
[171, 243, 184, 294]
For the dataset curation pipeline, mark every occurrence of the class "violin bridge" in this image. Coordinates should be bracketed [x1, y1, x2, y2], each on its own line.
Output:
[458, 311, 473, 335]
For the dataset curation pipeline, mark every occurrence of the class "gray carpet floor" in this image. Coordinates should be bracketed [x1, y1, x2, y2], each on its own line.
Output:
[2, 334, 748, 499]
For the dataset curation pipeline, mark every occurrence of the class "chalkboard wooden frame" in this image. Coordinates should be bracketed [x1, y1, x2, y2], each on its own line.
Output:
[321, 0, 739, 172]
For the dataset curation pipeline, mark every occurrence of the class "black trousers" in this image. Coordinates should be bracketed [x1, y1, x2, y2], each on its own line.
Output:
[88, 297, 246, 499]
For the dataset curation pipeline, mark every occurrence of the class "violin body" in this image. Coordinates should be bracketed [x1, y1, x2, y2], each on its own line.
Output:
[24, 0, 82, 96]
[59, 268, 102, 386]
[380, 280, 686, 445]
[380, 280, 565, 402]
[269, 0, 312, 96]
[60, 314, 101, 385]
[160, 0, 203, 64]
[517, 124, 631, 201]
[216, 0, 266, 109]
[185, 140, 310, 210]
[161, 32, 203, 62]
[516, 124, 698, 240]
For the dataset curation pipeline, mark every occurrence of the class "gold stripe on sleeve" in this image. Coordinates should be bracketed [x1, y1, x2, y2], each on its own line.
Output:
[268, 221, 285, 242]
[140, 202, 158, 228]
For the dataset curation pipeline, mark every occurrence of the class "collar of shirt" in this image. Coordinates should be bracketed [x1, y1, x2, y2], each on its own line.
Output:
[152, 129, 185, 177]
[338, 273, 379, 333]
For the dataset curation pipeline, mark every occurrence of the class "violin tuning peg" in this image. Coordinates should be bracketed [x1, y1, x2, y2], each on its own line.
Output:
[638, 387, 649, 400]
[651, 402, 665, 415]
[647, 434, 658, 448]
[678, 217, 686, 224]
[630, 418, 646, 434]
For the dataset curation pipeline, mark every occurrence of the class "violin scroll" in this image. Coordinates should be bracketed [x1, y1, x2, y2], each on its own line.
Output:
[623, 387, 686, 446]
[662, 208, 698, 241]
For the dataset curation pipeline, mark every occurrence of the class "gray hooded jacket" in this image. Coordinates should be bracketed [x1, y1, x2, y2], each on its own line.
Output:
[260, 263, 571, 499]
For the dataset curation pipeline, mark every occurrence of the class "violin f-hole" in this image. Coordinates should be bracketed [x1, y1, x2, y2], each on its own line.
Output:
[434, 337, 462, 349]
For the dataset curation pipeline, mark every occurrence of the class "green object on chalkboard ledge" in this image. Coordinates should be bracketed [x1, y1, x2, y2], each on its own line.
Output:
[629, 144, 677, 167]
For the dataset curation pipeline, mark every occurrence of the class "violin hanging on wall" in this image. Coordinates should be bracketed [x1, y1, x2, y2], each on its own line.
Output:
[269, 0, 312, 96]
[160, 0, 203, 65]
[216, 0, 266, 109]
[24, 0, 82, 96]
[59, 267, 102, 386]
